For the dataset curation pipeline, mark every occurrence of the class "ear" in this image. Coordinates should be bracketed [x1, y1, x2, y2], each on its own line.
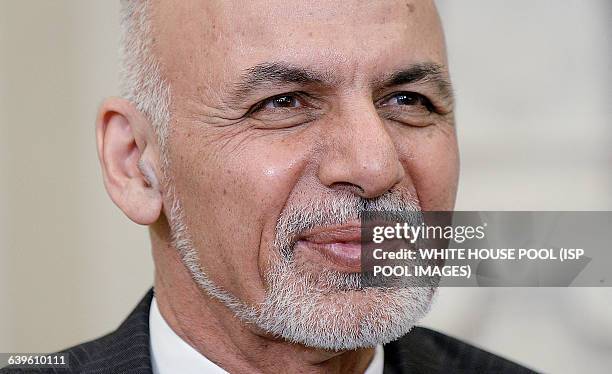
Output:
[96, 97, 163, 225]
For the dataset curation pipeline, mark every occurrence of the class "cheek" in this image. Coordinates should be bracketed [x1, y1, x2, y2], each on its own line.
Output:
[399, 128, 459, 211]
[168, 129, 310, 303]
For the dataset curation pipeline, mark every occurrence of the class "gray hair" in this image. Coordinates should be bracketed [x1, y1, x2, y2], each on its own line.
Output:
[119, 0, 171, 154]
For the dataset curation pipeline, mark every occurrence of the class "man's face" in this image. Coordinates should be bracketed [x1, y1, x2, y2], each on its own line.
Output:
[155, 0, 458, 349]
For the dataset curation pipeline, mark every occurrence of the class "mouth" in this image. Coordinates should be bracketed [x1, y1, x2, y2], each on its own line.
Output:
[295, 222, 364, 272]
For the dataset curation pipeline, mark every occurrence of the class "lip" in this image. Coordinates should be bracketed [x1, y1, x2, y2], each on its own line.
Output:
[296, 222, 364, 272]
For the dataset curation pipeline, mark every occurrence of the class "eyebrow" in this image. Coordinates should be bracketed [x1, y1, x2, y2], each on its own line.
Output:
[242, 62, 334, 87]
[227, 62, 337, 106]
[378, 63, 454, 101]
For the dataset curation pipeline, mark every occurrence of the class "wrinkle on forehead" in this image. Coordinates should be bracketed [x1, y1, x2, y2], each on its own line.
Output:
[206, 0, 441, 45]
[153, 0, 443, 53]
[215, 0, 430, 24]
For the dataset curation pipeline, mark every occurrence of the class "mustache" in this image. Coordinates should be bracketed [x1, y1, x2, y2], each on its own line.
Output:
[274, 189, 423, 259]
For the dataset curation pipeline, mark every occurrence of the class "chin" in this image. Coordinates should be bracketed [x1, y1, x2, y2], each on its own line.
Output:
[246, 261, 437, 350]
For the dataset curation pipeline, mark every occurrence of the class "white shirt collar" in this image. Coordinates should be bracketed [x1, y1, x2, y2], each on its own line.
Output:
[149, 296, 384, 374]
[150, 297, 228, 374]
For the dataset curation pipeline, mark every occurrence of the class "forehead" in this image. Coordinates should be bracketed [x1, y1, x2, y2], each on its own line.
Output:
[153, 0, 446, 90]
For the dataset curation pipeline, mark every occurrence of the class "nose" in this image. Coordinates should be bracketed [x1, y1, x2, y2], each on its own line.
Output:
[317, 101, 405, 198]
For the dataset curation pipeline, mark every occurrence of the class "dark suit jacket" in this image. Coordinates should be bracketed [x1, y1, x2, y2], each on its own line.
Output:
[1, 289, 536, 373]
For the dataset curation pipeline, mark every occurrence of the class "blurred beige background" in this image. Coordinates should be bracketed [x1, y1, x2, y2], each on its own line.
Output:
[1, 1, 610, 373]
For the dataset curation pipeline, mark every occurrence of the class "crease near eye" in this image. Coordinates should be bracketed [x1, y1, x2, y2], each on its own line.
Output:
[376, 91, 444, 128]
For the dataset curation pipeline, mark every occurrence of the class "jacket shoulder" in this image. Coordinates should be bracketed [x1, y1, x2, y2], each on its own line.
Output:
[384, 326, 538, 374]
[1, 289, 154, 374]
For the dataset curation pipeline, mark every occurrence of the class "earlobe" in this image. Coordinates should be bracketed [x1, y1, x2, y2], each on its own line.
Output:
[96, 97, 163, 226]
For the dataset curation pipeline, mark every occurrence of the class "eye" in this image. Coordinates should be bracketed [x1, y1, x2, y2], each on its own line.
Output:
[379, 91, 433, 111]
[245, 92, 320, 129]
[257, 94, 302, 111]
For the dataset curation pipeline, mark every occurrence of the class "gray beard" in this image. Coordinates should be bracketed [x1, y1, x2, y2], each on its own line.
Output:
[167, 187, 435, 350]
